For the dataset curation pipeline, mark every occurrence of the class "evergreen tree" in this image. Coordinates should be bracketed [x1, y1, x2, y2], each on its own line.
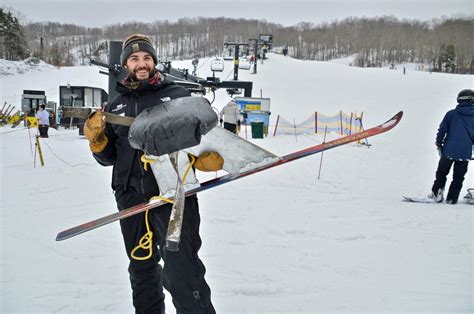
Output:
[441, 44, 456, 73]
[0, 8, 29, 60]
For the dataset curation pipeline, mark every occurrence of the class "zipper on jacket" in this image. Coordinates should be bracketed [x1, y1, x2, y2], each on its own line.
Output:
[134, 95, 147, 195]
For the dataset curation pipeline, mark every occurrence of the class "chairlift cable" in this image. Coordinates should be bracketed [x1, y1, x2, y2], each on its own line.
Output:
[196, 58, 210, 71]
[224, 68, 234, 80]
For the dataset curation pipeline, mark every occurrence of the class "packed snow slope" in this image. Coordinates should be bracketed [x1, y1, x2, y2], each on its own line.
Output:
[1, 54, 473, 313]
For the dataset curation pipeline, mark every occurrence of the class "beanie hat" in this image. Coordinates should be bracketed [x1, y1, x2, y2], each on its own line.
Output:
[457, 89, 473, 103]
[120, 33, 158, 66]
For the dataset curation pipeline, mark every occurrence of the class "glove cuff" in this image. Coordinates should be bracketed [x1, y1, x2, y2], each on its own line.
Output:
[89, 132, 108, 153]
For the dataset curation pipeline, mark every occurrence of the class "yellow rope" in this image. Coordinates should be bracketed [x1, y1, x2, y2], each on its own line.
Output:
[131, 153, 196, 261]
[130, 207, 154, 261]
[140, 154, 157, 171]
[183, 154, 196, 182]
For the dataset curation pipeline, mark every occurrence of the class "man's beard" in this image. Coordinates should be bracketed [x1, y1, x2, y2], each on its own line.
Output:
[128, 66, 156, 81]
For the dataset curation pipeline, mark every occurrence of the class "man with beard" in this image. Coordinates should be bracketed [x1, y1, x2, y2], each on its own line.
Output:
[83, 34, 215, 313]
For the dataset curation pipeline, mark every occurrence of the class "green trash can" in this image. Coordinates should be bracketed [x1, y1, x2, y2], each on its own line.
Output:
[251, 122, 264, 139]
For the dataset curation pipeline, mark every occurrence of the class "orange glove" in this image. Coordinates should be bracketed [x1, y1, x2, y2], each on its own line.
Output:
[84, 111, 108, 153]
[193, 151, 224, 172]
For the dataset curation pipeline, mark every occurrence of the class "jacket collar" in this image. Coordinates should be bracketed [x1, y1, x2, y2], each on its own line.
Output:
[116, 71, 171, 95]
[456, 102, 474, 116]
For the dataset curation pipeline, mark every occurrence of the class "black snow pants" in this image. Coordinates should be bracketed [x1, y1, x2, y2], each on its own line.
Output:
[38, 125, 49, 138]
[114, 186, 215, 314]
[431, 156, 469, 204]
[223, 122, 238, 134]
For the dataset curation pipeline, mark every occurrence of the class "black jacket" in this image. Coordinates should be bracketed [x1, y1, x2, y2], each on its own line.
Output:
[93, 74, 191, 194]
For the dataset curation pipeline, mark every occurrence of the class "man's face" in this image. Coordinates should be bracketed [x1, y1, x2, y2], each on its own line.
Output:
[124, 51, 155, 81]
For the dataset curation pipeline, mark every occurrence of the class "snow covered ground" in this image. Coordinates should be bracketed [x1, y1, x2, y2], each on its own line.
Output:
[1, 54, 473, 313]
[0, 58, 57, 76]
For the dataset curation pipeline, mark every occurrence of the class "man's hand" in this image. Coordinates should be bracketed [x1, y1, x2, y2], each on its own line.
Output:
[84, 110, 108, 153]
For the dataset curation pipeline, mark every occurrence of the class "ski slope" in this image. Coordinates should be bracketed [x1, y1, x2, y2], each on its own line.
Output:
[1, 54, 473, 313]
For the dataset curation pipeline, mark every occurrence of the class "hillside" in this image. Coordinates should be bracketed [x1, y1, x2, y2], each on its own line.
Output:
[1, 54, 473, 313]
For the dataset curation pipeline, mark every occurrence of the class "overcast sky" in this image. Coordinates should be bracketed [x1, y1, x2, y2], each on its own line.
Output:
[3, 0, 473, 27]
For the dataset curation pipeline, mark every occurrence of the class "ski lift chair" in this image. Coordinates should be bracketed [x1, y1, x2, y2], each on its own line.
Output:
[210, 58, 225, 72]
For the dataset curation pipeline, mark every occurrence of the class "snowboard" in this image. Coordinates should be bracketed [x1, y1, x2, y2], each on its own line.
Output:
[402, 196, 439, 203]
[56, 110, 403, 241]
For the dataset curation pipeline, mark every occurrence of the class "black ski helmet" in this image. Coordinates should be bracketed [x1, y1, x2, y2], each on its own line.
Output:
[457, 89, 473, 103]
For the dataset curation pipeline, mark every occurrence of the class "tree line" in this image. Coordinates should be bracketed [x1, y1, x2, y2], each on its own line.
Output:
[2, 8, 473, 74]
[0, 8, 29, 60]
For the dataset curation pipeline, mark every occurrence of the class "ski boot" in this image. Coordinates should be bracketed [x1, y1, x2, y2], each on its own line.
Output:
[428, 188, 444, 203]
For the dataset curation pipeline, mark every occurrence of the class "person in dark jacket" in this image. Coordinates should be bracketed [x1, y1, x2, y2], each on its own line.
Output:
[429, 89, 474, 204]
[83, 34, 215, 313]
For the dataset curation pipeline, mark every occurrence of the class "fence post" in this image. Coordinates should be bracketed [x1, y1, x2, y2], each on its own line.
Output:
[349, 112, 353, 135]
[339, 110, 343, 135]
[273, 114, 280, 137]
[314, 111, 318, 134]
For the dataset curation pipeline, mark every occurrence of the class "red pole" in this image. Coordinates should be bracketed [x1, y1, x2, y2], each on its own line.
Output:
[339, 110, 343, 135]
[314, 111, 318, 134]
[273, 114, 280, 137]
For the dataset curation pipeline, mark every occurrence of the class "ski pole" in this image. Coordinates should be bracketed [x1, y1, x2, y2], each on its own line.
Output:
[293, 117, 297, 142]
[356, 115, 370, 147]
[0, 102, 6, 115]
[35, 135, 45, 167]
[27, 117, 34, 157]
[317, 126, 328, 180]
[33, 136, 38, 168]
[5, 106, 15, 118]
[0, 104, 11, 119]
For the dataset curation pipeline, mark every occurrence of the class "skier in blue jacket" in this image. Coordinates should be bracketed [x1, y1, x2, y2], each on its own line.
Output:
[430, 89, 474, 204]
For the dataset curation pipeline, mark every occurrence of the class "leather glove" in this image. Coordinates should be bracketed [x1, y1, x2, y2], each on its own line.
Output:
[436, 143, 443, 158]
[84, 111, 108, 153]
[194, 151, 224, 172]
